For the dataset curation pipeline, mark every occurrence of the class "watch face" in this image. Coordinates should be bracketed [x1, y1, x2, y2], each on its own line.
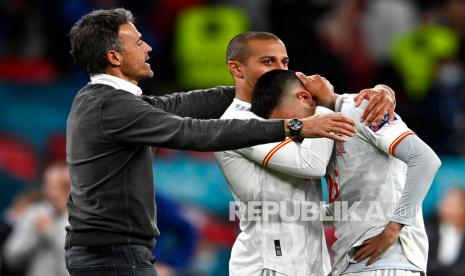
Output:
[289, 118, 303, 131]
[289, 118, 303, 137]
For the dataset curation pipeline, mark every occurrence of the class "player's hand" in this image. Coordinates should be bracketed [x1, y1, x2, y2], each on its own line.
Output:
[354, 221, 403, 266]
[295, 72, 336, 109]
[354, 84, 396, 126]
[292, 113, 356, 142]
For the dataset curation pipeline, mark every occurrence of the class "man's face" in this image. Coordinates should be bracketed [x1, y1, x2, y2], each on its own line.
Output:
[439, 190, 465, 224]
[43, 166, 70, 213]
[241, 39, 289, 90]
[117, 22, 153, 83]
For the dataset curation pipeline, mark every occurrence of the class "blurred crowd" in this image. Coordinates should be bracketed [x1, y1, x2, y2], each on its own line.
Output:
[0, 163, 70, 276]
[2, 0, 465, 154]
[1, 0, 465, 275]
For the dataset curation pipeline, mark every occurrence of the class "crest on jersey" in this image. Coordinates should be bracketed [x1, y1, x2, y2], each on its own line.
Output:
[370, 113, 397, 132]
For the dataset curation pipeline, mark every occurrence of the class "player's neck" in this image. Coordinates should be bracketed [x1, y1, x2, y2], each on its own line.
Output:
[308, 105, 316, 117]
[270, 106, 315, 119]
[235, 86, 252, 103]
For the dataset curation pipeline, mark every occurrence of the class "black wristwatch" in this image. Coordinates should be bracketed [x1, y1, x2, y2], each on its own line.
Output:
[288, 118, 303, 137]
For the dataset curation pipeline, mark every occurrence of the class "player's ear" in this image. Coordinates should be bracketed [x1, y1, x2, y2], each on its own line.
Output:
[107, 50, 122, 66]
[227, 60, 244, 79]
[297, 90, 313, 103]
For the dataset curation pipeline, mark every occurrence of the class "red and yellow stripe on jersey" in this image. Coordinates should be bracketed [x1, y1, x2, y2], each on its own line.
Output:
[262, 138, 293, 168]
[389, 130, 415, 156]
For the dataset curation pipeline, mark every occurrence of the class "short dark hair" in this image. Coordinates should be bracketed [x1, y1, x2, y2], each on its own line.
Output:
[251, 70, 302, 118]
[226, 31, 281, 63]
[69, 8, 135, 75]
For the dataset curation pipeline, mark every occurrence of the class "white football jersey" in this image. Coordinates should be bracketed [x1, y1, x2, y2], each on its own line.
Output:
[214, 98, 334, 276]
[328, 94, 428, 276]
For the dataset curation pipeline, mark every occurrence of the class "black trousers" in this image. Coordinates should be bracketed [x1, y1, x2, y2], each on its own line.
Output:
[65, 245, 157, 276]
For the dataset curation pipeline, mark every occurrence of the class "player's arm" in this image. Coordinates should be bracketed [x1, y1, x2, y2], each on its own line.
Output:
[232, 109, 334, 179]
[390, 135, 441, 225]
[237, 137, 333, 179]
[142, 86, 235, 119]
[353, 108, 441, 265]
[355, 135, 441, 265]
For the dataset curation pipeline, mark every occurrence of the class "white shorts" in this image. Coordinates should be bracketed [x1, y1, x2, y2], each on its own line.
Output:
[343, 270, 421, 276]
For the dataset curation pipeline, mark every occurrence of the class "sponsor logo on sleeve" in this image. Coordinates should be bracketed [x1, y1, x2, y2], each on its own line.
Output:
[370, 113, 397, 132]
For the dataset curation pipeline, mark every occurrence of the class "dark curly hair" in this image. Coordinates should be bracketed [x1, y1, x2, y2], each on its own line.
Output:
[69, 8, 134, 75]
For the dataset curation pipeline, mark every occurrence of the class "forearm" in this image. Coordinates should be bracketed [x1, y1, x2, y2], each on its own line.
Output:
[236, 108, 333, 178]
[103, 94, 288, 151]
[168, 118, 285, 151]
[239, 137, 332, 179]
[390, 135, 441, 225]
[144, 86, 235, 119]
[103, 108, 285, 151]
[263, 138, 333, 178]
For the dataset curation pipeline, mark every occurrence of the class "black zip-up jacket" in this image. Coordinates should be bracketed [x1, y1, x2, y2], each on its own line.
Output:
[65, 84, 285, 249]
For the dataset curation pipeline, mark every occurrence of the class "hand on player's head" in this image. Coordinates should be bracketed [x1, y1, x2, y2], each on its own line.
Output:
[295, 72, 336, 109]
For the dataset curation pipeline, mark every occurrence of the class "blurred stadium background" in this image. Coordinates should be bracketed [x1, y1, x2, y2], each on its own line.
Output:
[1, 0, 465, 275]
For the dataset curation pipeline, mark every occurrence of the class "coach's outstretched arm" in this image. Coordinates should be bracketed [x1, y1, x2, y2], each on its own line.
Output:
[144, 85, 355, 142]
[98, 91, 355, 152]
[143, 86, 236, 119]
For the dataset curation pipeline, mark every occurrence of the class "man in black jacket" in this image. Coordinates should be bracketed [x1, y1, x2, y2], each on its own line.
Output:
[64, 8, 386, 276]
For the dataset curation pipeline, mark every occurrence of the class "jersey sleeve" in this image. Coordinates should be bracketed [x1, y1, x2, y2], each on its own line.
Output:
[389, 135, 441, 225]
[349, 100, 415, 155]
[232, 107, 334, 179]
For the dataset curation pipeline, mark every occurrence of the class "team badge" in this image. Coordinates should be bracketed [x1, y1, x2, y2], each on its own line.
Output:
[370, 113, 397, 132]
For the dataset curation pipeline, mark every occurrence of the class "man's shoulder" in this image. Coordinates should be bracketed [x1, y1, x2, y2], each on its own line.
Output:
[75, 83, 116, 100]
[337, 94, 363, 121]
[71, 84, 145, 121]
[315, 106, 335, 115]
[221, 104, 260, 120]
[78, 84, 142, 105]
[83, 82, 140, 94]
